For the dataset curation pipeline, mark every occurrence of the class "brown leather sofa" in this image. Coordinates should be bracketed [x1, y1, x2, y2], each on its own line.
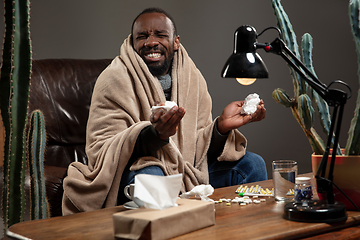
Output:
[28, 58, 112, 217]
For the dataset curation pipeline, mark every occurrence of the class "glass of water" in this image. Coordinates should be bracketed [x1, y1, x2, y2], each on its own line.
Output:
[272, 160, 297, 202]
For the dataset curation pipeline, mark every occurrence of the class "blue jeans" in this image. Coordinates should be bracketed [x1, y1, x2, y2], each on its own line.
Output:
[117, 151, 267, 205]
[207, 151, 268, 188]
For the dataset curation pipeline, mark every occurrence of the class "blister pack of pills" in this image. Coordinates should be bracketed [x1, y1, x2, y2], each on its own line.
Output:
[235, 184, 274, 197]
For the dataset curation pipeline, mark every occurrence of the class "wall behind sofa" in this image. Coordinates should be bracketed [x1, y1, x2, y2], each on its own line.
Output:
[0, 0, 357, 178]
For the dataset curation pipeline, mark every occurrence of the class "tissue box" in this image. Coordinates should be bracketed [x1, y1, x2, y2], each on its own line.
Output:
[113, 198, 215, 240]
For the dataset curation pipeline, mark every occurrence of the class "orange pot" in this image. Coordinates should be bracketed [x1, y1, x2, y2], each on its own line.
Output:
[312, 150, 360, 210]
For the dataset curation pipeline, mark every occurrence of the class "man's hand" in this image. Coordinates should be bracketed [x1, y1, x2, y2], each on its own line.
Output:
[217, 100, 266, 135]
[150, 103, 186, 140]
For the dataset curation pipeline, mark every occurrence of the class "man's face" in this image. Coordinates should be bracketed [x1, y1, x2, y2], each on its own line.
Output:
[132, 12, 180, 76]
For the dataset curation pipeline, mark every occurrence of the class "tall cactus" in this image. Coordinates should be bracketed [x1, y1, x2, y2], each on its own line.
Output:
[0, 0, 32, 230]
[27, 110, 50, 220]
[271, 0, 343, 155]
[271, 0, 307, 97]
[301, 34, 342, 156]
[345, 0, 360, 155]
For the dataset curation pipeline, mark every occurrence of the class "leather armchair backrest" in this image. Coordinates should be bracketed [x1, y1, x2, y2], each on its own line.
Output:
[28, 59, 112, 168]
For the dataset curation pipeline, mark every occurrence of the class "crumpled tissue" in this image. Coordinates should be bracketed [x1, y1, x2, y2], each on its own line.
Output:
[180, 184, 214, 202]
[241, 93, 261, 115]
[134, 174, 182, 210]
[151, 101, 177, 113]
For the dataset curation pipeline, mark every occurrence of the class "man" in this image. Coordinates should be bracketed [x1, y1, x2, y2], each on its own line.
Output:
[62, 7, 267, 215]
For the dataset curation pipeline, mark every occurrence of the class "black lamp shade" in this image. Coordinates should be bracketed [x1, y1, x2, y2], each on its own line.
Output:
[221, 25, 269, 79]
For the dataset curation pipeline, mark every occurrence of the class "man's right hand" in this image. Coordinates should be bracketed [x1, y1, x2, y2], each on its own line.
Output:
[150, 103, 186, 141]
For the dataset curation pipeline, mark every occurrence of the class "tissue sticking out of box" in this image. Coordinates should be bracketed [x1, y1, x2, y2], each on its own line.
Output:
[240, 93, 260, 115]
[151, 101, 177, 113]
[180, 184, 214, 202]
[134, 174, 182, 210]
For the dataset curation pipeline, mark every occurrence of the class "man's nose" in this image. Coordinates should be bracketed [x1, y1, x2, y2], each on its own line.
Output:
[144, 35, 158, 48]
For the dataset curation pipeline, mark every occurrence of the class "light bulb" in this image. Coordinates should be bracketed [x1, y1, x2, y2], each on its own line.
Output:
[236, 78, 257, 85]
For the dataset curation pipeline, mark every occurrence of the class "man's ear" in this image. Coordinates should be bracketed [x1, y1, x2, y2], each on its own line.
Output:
[174, 35, 180, 51]
[130, 34, 134, 47]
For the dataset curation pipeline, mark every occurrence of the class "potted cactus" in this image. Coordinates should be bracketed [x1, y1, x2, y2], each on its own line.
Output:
[270, 0, 360, 210]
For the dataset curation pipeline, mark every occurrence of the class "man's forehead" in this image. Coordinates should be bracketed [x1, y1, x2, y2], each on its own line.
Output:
[133, 12, 174, 34]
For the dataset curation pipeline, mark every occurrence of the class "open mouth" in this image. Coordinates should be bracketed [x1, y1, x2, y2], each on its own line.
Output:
[146, 52, 162, 59]
[143, 51, 165, 64]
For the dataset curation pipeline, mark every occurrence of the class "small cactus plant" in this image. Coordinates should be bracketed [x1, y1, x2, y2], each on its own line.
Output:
[270, 0, 360, 156]
[27, 110, 50, 220]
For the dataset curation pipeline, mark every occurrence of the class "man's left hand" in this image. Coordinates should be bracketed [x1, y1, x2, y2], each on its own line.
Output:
[217, 100, 266, 135]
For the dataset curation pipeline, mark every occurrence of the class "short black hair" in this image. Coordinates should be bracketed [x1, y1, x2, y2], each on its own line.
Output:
[131, 7, 178, 36]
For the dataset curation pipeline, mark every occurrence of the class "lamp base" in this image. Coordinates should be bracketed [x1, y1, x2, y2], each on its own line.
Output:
[284, 200, 347, 223]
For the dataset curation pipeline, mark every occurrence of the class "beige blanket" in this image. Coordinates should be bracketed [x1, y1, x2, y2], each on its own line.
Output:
[62, 35, 247, 215]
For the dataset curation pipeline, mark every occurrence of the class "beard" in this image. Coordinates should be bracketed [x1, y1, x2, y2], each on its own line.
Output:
[148, 58, 172, 77]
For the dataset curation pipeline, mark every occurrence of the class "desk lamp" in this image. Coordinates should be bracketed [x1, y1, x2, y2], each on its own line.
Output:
[221, 25, 351, 223]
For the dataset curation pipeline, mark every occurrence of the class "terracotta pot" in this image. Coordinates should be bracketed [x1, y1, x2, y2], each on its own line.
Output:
[312, 150, 360, 210]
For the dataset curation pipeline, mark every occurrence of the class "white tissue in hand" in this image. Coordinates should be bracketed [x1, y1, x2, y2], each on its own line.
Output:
[180, 184, 214, 202]
[151, 101, 177, 113]
[241, 93, 260, 115]
[134, 174, 182, 210]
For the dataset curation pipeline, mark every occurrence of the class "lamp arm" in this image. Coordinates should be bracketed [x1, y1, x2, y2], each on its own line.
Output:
[257, 38, 328, 98]
[257, 37, 350, 204]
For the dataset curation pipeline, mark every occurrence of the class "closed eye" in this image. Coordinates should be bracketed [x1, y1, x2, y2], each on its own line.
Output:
[136, 35, 147, 40]
[155, 30, 169, 38]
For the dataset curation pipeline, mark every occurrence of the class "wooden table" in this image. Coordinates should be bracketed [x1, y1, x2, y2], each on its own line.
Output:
[6, 174, 360, 240]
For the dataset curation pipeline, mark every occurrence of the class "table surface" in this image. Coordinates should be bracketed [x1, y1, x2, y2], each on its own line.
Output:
[6, 173, 360, 240]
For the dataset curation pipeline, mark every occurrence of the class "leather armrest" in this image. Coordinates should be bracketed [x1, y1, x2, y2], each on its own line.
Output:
[44, 166, 68, 217]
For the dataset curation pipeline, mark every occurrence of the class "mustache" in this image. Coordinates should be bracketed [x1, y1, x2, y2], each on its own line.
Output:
[140, 45, 165, 55]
